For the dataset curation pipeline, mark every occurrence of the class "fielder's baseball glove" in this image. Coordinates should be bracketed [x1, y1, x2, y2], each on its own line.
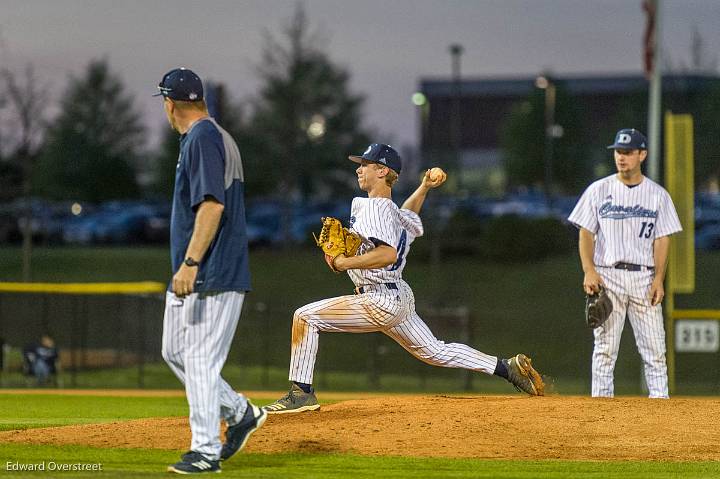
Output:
[585, 286, 613, 328]
[313, 217, 362, 273]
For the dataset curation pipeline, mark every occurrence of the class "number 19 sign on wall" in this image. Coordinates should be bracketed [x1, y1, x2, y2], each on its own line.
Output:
[675, 320, 720, 353]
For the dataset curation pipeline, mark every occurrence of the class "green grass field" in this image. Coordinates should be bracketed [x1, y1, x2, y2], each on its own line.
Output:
[0, 361, 636, 396]
[1, 248, 719, 476]
[1, 393, 719, 478]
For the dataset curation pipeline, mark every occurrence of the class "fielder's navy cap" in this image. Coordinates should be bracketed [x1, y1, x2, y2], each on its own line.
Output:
[349, 143, 402, 174]
[607, 128, 648, 150]
[153, 68, 204, 101]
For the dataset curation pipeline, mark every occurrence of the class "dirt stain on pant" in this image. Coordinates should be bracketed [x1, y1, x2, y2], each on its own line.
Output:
[291, 316, 309, 349]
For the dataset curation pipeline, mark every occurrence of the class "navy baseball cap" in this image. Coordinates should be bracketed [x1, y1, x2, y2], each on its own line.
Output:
[607, 128, 648, 150]
[349, 143, 402, 174]
[153, 68, 204, 101]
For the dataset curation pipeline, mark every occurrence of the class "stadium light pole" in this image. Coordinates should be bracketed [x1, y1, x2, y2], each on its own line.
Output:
[413, 91, 441, 269]
[449, 44, 463, 190]
[412, 92, 430, 167]
[644, 0, 662, 182]
[536, 75, 562, 205]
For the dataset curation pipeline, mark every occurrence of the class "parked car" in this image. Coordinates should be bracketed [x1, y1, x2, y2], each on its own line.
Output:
[695, 192, 720, 229]
[246, 204, 281, 247]
[62, 211, 106, 245]
[0, 205, 21, 243]
[487, 194, 553, 219]
[550, 195, 580, 222]
[695, 206, 720, 230]
[696, 224, 720, 251]
[61, 201, 165, 245]
[9, 198, 84, 245]
[93, 210, 150, 244]
[244, 199, 349, 247]
[143, 204, 171, 244]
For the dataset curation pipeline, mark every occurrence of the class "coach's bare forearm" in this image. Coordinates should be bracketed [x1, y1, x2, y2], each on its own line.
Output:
[172, 198, 224, 296]
[186, 198, 225, 262]
[334, 245, 397, 271]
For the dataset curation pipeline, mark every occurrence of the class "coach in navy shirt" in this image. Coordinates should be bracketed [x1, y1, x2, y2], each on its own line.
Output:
[169, 102, 250, 293]
[155, 68, 266, 474]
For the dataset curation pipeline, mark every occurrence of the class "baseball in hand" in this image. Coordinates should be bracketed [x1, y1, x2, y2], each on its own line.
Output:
[429, 167, 445, 182]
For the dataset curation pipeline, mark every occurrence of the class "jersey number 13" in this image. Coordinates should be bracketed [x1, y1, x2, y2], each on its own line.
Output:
[639, 222, 654, 238]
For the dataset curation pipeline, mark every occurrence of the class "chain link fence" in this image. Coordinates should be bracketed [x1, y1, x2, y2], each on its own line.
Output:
[2, 289, 718, 394]
[0, 291, 478, 391]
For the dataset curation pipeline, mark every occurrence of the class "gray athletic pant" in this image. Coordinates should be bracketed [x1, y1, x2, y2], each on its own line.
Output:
[593, 268, 669, 398]
[289, 281, 498, 385]
[162, 291, 248, 460]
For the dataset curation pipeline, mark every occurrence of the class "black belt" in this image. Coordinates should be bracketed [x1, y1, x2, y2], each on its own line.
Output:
[614, 262, 654, 272]
[354, 283, 398, 294]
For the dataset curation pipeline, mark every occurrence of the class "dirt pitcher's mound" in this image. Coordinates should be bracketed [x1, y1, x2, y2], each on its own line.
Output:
[3, 395, 720, 461]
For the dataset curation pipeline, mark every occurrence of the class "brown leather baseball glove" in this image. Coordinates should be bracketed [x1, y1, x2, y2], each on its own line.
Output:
[313, 217, 362, 273]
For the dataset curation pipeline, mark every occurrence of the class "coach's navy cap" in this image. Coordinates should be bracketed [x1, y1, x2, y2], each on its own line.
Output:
[349, 143, 402, 174]
[607, 128, 647, 150]
[153, 68, 204, 101]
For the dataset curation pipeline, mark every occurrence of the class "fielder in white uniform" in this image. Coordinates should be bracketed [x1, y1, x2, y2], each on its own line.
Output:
[154, 68, 266, 474]
[265, 143, 544, 414]
[568, 128, 682, 399]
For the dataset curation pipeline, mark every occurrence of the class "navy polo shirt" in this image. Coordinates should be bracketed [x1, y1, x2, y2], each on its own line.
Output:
[169, 118, 251, 292]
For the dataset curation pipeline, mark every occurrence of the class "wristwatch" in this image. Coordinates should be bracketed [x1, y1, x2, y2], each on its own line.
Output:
[184, 257, 199, 267]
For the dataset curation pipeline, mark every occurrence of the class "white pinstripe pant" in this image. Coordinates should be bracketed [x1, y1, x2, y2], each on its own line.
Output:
[593, 268, 668, 398]
[289, 281, 497, 385]
[161, 291, 248, 459]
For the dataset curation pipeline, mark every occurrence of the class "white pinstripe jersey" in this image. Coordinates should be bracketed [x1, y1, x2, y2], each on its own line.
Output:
[347, 197, 424, 286]
[568, 175, 682, 267]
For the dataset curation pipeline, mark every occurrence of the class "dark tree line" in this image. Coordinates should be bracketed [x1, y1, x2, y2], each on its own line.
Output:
[1, 12, 719, 204]
[1, 6, 371, 206]
[34, 59, 143, 202]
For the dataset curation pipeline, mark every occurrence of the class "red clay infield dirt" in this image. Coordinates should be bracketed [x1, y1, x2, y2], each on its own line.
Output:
[2, 392, 720, 461]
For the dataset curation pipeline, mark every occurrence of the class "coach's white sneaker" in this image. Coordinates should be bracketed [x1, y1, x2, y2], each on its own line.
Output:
[263, 383, 320, 414]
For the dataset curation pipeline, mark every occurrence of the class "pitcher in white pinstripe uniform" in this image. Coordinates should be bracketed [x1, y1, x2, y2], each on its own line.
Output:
[568, 129, 682, 399]
[154, 68, 266, 474]
[264, 143, 545, 414]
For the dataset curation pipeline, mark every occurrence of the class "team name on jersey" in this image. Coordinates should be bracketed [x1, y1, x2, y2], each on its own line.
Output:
[349, 216, 356, 228]
[599, 201, 658, 220]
